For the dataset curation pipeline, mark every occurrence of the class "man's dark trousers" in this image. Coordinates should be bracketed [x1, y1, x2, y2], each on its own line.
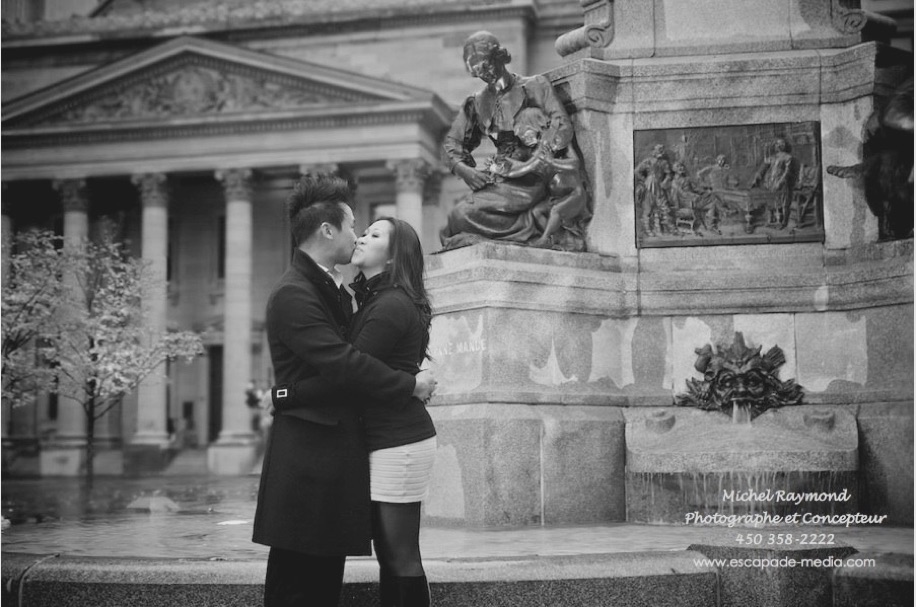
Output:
[265, 547, 346, 607]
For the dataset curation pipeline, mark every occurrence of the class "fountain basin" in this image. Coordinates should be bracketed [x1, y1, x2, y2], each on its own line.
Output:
[2, 476, 910, 606]
[626, 406, 859, 523]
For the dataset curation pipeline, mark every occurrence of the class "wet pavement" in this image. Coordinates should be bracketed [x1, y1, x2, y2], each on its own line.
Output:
[2, 476, 912, 560]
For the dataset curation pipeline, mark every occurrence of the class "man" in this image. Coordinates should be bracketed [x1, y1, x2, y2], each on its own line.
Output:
[252, 172, 436, 606]
[753, 137, 796, 228]
[668, 161, 704, 234]
[697, 154, 738, 192]
[635, 144, 674, 236]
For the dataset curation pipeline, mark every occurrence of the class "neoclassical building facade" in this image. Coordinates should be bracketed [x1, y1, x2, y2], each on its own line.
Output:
[1, 0, 586, 475]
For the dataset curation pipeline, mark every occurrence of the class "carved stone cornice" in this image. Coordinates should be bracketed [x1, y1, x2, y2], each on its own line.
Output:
[131, 173, 169, 209]
[554, 0, 898, 60]
[52, 179, 88, 213]
[215, 169, 253, 201]
[830, 0, 898, 39]
[1, 1, 536, 41]
[3, 108, 440, 150]
[387, 159, 431, 194]
[833, 2, 868, 34]
[556, 0, 614, 58]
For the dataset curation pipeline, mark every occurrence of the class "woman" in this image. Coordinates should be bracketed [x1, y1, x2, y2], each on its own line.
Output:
[440, 30, 578, 249]
[275, 217, 436, 607]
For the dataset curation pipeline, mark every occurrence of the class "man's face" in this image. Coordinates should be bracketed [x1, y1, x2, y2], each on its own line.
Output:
[330, 203, 357, 265]
[653, 145, 665, 158]
[716, 155, 727, 167]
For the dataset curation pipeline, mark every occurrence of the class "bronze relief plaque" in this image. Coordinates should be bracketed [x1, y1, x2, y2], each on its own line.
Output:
[634, 122, 824, 248]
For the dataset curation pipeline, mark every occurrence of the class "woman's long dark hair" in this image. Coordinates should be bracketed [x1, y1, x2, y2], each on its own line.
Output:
[378, 217, 432, 359]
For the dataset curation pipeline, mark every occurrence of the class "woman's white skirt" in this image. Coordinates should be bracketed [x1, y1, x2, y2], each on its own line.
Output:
[369, 436, 438, 503]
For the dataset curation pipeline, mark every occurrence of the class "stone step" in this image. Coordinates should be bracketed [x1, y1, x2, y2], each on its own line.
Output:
[2, 552, 717, 607]
[161, 449, 208, 476]
[833, 552, 914, 607]
[3, 549, 912, 607]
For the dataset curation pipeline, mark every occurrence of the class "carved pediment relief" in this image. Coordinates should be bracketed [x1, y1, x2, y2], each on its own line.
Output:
[18, 54, 385, 128]
[3, 37, 449, 154]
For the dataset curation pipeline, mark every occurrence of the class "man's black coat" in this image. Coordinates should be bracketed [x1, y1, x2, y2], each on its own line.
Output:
[252, 249, 415, 555]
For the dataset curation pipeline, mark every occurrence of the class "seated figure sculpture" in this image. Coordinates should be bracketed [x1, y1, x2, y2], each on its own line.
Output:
[440, 31, 591, 251]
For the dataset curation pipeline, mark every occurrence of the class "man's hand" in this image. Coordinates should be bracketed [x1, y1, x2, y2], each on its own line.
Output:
[412, 369, 438, 403]
[454, 163, 489, 191]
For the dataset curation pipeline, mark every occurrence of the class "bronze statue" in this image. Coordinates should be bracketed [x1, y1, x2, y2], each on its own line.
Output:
[696, 154, 738, 192]
[669, 160, 722, 235]
[752, 138, 796, 229]
[634, 144, 674, 236]
[674, 332, 804, 421]
[827, 77, 913, 240]
[440, 31, 591, 251]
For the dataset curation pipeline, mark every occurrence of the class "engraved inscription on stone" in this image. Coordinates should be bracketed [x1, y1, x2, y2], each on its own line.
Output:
[428, 313, 487, 394]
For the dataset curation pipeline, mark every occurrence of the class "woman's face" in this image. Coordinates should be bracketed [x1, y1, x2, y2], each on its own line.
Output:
[351, 220, 392, 276]
[466, 51, 502, 85]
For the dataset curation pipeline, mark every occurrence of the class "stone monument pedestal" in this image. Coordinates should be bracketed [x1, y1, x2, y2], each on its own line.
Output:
[423, 0, 911, 528]
[425, 244, 631, 525]
[423, 240, 911, 526]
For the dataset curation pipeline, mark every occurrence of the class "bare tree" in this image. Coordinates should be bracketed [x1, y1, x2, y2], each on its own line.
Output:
[11, 230, 203, 486]
[2, 231, 67, 409]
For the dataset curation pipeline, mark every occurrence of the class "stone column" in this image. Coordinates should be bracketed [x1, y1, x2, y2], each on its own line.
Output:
[41, 179, 90, 475]
[209, 169, 257, 475]
[124, 173, 170, 473]
[421, 169, 444, 253]
[1, 187, 11, 445]
[387, 159, 430, 235]
[1, 184, 11, 285]
[56, 178, 90, 447]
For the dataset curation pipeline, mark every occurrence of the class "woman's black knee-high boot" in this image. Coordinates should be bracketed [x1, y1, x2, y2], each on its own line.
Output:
[393, 575, 430, 607]
[379, 567, 397, 607]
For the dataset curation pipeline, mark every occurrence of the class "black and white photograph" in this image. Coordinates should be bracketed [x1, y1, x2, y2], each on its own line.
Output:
[1, 1, 913, 606]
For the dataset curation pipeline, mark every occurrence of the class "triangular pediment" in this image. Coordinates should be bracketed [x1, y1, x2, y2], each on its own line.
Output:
[3, 36, 437, 129]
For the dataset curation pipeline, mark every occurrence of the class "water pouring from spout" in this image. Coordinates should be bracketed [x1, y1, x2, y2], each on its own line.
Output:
[731, 401, 752, 424]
